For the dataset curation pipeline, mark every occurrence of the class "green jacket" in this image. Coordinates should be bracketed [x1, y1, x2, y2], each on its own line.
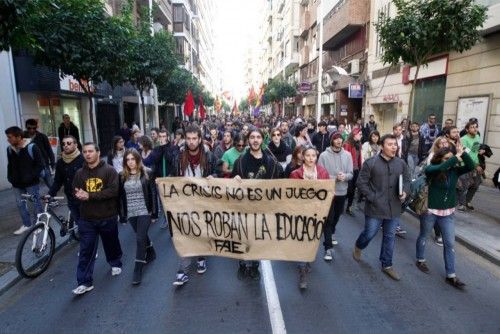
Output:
[425, 153, 474, 209]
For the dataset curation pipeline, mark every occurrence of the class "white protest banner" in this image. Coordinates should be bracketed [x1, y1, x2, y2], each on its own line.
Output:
[156, 177, 335, 262]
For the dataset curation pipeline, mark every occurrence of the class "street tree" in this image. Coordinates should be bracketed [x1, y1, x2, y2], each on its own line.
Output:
[24, 0, 133, 142]
[375, 0, 487, 117]
[263, 78, 297, 114]
[0, 0, 34, 51]
[157, 67, 196, 105]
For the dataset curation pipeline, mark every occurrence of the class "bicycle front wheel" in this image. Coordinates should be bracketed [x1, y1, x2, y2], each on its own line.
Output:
[15, 223, 56, 278]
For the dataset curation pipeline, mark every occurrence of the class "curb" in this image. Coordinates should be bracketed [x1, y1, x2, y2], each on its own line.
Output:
[405, 209, 500, 267]
[0, 236, 76, 297]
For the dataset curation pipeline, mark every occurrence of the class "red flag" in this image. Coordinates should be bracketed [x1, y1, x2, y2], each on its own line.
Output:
[183, 90, 195, 117]
[232, 101, 239, 115]
[248, 86, 257, 105]
[198, 95, 206, 120]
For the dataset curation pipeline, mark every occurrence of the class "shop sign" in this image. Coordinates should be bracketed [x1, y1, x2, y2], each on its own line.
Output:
[298, 81, 312, 93]
[383, 94, 399, 102]
[348, 84, 364, 99]
[60, 75, 92, 93]
[340, 104, 348, 116]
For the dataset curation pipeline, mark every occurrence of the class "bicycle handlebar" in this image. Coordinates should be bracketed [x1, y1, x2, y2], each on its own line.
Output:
[21, 194, 64, 201]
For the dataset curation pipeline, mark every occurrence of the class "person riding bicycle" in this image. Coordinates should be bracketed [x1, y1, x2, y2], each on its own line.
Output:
[47, 135, 84, 225]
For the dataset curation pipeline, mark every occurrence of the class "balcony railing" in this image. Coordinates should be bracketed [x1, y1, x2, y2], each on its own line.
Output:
[300, 10, 311, 37]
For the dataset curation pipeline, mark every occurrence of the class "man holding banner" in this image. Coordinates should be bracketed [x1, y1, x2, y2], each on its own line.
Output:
[170, 125, 218, 286]
[231, 128, 283, 280]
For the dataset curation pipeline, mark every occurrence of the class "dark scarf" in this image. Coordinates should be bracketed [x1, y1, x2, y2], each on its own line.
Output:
[268, 140, 288, 162]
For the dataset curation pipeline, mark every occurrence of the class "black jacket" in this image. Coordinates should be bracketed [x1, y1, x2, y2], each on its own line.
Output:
[312, 132, 330, 153]
[7, 143, 45, 188]
[357, 154, 410, 219]
[232, 150, 283, 179]
[153, 143, 179, 178]
[171, 146, 217, 177]
[118, 170, 158, 222]
[58, 122, 81, 148]
[30, 131, 55, 168]
[403, 133, 426, 163]
[49, 154, 85, 199]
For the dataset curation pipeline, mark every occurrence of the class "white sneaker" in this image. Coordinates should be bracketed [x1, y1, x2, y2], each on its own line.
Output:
[332, 235, 338, 245]
[72, 285, 94, 295]
[111, 267, 122, 276]
[13, 225, 30, 235]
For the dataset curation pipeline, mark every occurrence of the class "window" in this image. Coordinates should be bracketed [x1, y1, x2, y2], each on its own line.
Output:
[376, 3, 390, 58]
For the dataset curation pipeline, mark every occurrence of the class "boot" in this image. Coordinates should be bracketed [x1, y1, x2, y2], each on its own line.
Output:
[132, 262, 144, 285]
[146, 245, 156, 263]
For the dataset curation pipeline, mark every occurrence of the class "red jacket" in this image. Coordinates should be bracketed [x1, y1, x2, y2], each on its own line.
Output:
[289, 165, 330, 180]
[343, 142, 362, 169]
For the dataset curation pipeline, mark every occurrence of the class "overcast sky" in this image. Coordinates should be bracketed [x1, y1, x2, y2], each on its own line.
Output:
[213, 0, 264, 100]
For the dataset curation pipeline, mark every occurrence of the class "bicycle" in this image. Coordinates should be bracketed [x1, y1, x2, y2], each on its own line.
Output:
[15, 194, 80, 278]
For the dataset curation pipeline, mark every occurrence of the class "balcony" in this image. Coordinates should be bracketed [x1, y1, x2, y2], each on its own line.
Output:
[299, 45, 310, 67]
[154, 0, 173, 29]
[322, 0, 369, 50]
[300, 11, 311, 37]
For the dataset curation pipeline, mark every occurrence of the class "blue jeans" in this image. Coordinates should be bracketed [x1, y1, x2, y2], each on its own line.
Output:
[407, 153, 419, 180]
[416, 213, 455, 276]
[77, 218, 123, 286]
[355, 216, 399, 268]
[13, 185, 43, 227]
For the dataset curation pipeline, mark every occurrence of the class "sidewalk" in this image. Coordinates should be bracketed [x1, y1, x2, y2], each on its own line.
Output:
[0, 187, 75, 295]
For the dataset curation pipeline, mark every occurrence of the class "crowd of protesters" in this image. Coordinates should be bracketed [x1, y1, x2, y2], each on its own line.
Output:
[4, 111, 496, 294]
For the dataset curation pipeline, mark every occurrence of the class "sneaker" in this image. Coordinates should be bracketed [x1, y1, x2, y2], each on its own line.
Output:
[395, 226, 407, 238]
[237, 263, 247, 280]
[446, 276, 466, 290]
[346, 207, 354, 216]
[465, 203, 475, 211]
[299, 268, 308, 290]
[435, 236, 443, 247]
[331, 235, 338, 245]
[111, 267, 122, 276]
[173, 272, 189, 286]
[13, 225, 30, 235]
[353, 246, 362, 262]
[324, 249, 333, 261]
[416, 261, 430, 274]
[457, 205, 467, 212]
[196, 259, 207, 274]
[72, 285, 94, 295]
[382, 266, 401, 281]
[248, 265, 260, 281]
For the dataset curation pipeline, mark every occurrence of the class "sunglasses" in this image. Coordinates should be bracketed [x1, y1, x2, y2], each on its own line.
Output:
[62, 142, 74, 146]
[236, 144, 245, 148]
[272, 133, 281, 137]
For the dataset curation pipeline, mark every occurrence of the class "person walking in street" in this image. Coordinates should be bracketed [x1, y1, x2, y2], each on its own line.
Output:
[284, 145, 304, 178]
[214, 130, 233, 160]
[47, 135, 84, 226]
[405, 121, 426, 180]
[232, 128, 282, 280]
[457, 121, 484, 211]
[443, 126, 460, 154]
[25, 118, 55, 188]
[71, 142, 123, 295]
[420, 114, 440, 159]
[119, 149, 157, 285]
[221, 134, 246, 177]
[318, 132, 353, 258]
[171, 125, 217, 286]
[280, 121, 294, 149]
[5, 126, 44, 235]
[363, 115, 378, 143]
[118, 122, 131, 143]
[126, 129, 141, 151]
[58, 114, 81, 150]
[312, 121, 330, 153]
[293, 124, 312, 149]
[361, 130, 380, 162]
[290, 145, 330, 289]
[353, 134, 410, 281]
[107, 136, 126, 173]
[150, 127, 160, 148]
[415, 144, 474, 290]
[268, 128, 292, 170]
[139, 135, 156, 169]
[343, 128, 362, 216]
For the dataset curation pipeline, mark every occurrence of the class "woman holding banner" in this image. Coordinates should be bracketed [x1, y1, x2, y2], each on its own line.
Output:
[290, 145, 330, 289]
[118, 149, 157, 285]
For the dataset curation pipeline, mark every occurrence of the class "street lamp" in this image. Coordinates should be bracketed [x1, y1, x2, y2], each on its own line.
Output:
[316, 0, 324, 125]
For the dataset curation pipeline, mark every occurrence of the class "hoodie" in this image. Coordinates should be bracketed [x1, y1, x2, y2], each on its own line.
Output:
[7, 139, 45, 188]
[318, 147, 353, 196]
[72, 160, 119, 221]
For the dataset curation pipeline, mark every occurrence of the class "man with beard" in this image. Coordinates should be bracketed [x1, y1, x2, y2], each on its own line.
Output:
[47, 135, 84, 227]
[232, 128, 282, 280]
[280, 121, 294, 149]
[25, 118, 55, 187]
[312, 121, 330, 153]
[443, 126, 460, 154]
[420, 114, 440, 157]
[171, 125, 217, 286]
[214, 130, 233, 160]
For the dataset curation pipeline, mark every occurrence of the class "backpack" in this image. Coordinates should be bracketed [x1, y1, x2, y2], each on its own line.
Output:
[7, 143, 46, 177]
[401, 173, 428, 215]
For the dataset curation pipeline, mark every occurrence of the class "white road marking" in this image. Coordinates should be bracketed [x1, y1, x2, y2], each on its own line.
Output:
[261, 260, 287, 334]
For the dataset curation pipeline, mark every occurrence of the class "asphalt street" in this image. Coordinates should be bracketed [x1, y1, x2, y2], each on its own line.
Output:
[0, 207, 499, 334]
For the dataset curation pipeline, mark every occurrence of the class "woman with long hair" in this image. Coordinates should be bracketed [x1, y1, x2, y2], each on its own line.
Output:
[139, 135, 156, 168]
[425, 136, 450, 165]
[107, 136, 125, 173]
[118, 149, 157, 285]
[293, 124, 312, 148]
[415, 145, 474, 289]
[284, 145, 304, 178]
[268, 128, 292, 169]
[361, 130, 380, 162]
[290, 145, 330, 289]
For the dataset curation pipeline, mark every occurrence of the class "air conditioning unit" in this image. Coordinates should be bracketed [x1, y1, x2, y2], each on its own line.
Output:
[348, 59, 360, 75]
